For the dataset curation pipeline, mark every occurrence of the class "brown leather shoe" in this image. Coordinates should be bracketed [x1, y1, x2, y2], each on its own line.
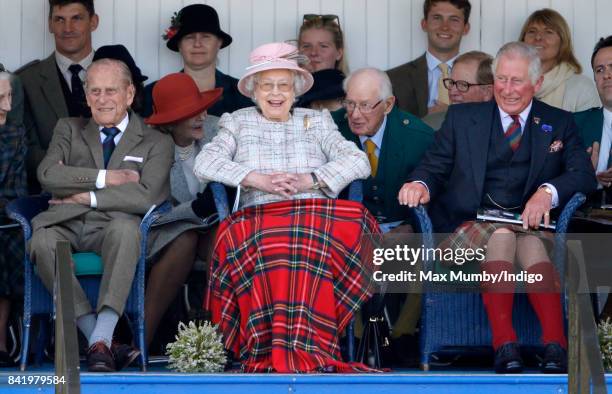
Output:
[111, 342, 140, 371]
[87, 341, 116, 372]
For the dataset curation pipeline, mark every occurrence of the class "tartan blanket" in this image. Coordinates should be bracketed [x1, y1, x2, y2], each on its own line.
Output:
[205, 198, 381, 372]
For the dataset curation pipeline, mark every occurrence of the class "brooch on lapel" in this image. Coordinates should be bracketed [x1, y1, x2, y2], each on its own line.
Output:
[541, 124, 553, 133]
[303, 115, 311, 130]
[549, 140, 563, 153]
[533, 117, 541, 125]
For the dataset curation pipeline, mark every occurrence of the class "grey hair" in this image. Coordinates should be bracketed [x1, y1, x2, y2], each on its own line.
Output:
[243, 70, 306, 102]
[343, 67, 393, 101]
[85, 58, 134, 89]
[492, 41, 542, 85]
[0, 71, 14, 84]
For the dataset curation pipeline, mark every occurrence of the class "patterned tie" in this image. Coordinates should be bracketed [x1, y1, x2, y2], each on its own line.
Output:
[364, 139, 378, 177]
[68, 64, 86, 108]
[437, 63, 450, 105]
[101, 127, 120, 168]
[504, 115, 522, 152]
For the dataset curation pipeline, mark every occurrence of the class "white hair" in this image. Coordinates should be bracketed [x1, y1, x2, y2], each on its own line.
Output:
[85, 58, 133, 89]
[0, 71, 13, 83]
[343, 67, 393, 100]
[492, 41, 542, 85]
[243, 70, 306, 103]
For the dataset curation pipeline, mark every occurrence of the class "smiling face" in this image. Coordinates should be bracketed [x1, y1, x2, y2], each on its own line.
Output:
[0, 79, 11, 126]
[493, 54, 542, 115]
[86, 63, 135, 127]
[448, 60, 492, 104]
[522, 21, 561, 72]
[345, 71, 394, 137]
[179, 32, 222, 69]
[593, 46, 612, 110]
[421, 1, 470, 58]
[253, 69, 295, 122]
[299, 28, 343, 72]
[48, 3, 98, 61]
[172, 111, 207, 146]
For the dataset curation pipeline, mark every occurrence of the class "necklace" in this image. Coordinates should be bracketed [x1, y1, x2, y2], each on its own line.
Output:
[176, 142, 195, 161]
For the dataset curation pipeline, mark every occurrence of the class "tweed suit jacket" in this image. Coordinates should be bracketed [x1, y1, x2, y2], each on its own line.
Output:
[387, 54, 429, 118]
[18, 53, 72, 191]
[33, 112, 174, 231]
[410, 99, 597, 233]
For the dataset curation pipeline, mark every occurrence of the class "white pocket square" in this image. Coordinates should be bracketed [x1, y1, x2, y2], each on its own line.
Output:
[123, 155, 144, 163]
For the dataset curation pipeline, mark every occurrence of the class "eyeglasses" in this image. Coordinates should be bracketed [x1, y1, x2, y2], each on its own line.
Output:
[303, 14, 340, 25]
[442, 78, 490, 92]
[341, 99, 383, 114]
[256, 80, 293, 93]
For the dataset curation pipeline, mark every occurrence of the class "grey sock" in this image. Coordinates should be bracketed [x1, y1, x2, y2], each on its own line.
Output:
[76, 313, 96, 341]
[88, 307, 119, 348]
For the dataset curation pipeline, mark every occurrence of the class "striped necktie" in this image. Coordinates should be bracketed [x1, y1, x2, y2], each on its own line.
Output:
[101, 127, 120, 168]
[437, 63, 450, 105]
[504, 115, 522, 152]
[364, 139, 378, 177]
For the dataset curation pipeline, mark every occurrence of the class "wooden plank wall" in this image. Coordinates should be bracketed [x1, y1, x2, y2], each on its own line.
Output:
[0, 0, 610, 82]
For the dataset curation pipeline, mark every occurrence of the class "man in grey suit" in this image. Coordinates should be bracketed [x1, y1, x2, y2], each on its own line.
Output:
[18, 0, 99, 192]
[387, 0, 471, 118]
[29, 59, 173, 372]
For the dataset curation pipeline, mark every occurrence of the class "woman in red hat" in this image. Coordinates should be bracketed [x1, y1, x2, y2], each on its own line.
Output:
[142, 4, 251, 119]
[143, 73, 223, 349]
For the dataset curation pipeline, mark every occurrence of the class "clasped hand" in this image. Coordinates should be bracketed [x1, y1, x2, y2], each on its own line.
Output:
[243, 172, 313, 199]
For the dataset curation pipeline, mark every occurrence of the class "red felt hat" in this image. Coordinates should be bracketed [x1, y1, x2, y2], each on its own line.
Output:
[146, 73, 223, 125]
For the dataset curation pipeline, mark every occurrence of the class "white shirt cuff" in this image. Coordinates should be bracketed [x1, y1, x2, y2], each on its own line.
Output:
[414, 180, 430, 194]
[541, 183, 559, 208]
[96, 170, 107, 189]
[90, 191, 97, 208]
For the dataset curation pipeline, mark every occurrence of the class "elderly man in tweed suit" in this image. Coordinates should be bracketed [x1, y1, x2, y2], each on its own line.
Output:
[28, 59, 173, 372]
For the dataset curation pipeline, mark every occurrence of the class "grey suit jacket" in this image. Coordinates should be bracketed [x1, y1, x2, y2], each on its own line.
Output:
[18, 53, 69, 191]
[387, 53, 429, 118]
[33, 112, 174, 230]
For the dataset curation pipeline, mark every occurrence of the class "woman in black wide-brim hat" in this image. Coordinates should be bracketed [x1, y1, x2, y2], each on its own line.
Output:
[142, 4, 251, 118]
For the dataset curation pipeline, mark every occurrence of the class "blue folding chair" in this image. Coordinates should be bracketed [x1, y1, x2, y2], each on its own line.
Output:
[6, 194, 171, 371]
[415, 193, 586, 370]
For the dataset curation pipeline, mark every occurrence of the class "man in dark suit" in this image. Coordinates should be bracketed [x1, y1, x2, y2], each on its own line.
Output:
[387, 0, 471, 118]
[17, 0, 99, 193]
[575, 36, 612, 195]
[332, 68, 434, 362]
[398, 42, 596, 373]
[28, 59, 173, 372]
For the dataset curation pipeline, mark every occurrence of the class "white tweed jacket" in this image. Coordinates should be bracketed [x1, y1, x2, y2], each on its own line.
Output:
[194, 106, 370, 208]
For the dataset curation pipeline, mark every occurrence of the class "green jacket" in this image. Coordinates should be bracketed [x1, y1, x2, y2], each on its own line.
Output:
[574, 107, 604, 149]
[332, 106, 434, 223]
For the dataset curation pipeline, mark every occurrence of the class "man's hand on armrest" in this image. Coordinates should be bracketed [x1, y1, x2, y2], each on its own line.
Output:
[398, 182, 430, 208]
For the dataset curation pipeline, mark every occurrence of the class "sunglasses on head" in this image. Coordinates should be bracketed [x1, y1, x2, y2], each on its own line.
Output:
[0, 64, 5, 73]
[303, 14, 340, 25]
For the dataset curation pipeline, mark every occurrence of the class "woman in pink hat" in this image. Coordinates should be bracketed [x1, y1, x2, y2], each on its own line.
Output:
[194, 42, 379, 373]
[143, 73, 223, 350]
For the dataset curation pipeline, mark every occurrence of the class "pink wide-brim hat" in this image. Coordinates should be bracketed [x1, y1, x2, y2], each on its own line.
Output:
[237, 42, 314, 97]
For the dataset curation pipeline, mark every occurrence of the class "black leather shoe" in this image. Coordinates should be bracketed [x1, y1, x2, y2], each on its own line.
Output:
[540, 342, 567, 373]
[112, 342, 140, 371]
[87, 341, 116, 372]
[494, 342, 523, 374]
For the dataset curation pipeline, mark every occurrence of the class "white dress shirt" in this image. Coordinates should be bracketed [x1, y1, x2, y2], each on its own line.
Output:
[358, 115, 387, 158]
[55, 50, 94, 92]
[596, 108, 612, 176]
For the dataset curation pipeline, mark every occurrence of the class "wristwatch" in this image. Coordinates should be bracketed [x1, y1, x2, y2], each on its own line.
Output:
[310, 172, 321, 190]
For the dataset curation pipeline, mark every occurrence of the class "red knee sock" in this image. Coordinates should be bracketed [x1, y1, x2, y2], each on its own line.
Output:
[526, 261, 567, 349]
[481, 260, 517, 349]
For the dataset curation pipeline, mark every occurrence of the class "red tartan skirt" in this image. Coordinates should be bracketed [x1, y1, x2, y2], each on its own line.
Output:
[205, 198, 381, 372]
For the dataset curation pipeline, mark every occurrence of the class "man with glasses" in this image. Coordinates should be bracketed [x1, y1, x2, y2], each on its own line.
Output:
[423, 51, 493, 130]
[387, 0, 471, 118]
[398, 42, 596, 373]
[332, 68, 434, 365]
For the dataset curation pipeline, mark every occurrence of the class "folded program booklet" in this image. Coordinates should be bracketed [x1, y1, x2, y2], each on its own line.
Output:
[476, 208, 556, 230]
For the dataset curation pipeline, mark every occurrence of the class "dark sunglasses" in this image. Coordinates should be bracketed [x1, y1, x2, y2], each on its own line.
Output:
[303, 14, 340, 25]
[0, 64, 5, 73]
